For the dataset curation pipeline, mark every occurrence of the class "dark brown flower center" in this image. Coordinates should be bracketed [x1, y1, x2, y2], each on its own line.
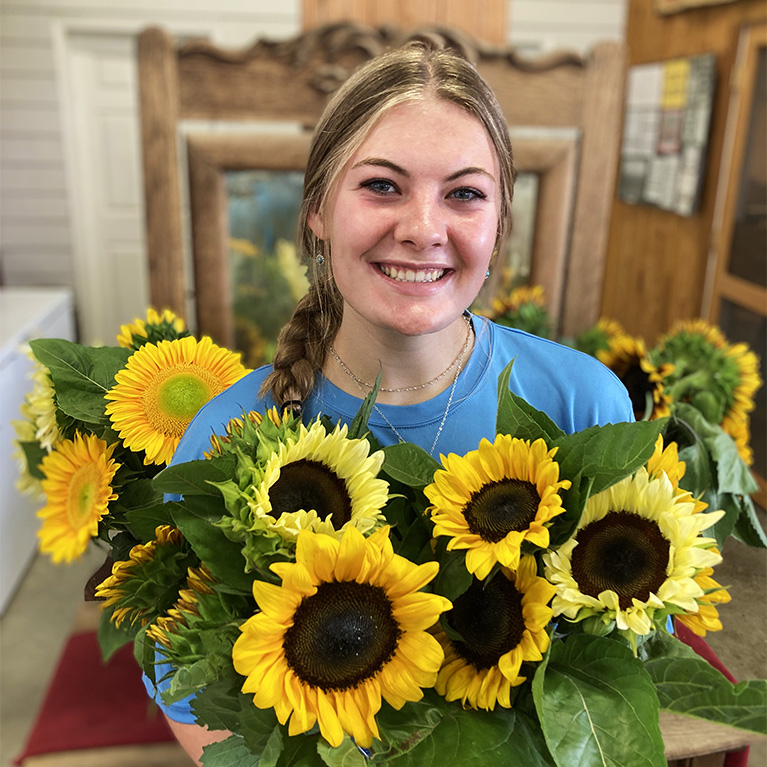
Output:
[570, 511, 670, 610]
[283, 581, 401, 691]
[463, 479, 540, 543]
[448, 575, 525, 670]
[269, 459, 352, 528]
[617, 362, 657, 420]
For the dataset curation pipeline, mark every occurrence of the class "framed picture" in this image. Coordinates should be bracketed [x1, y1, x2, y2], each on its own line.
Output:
[476, 135, 578, 330]
[617, 53, 716, 215]
[185, 132, 312, 365]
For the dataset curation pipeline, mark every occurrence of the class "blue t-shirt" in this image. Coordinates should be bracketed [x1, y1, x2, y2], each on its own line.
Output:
[144, 317, 632, 722]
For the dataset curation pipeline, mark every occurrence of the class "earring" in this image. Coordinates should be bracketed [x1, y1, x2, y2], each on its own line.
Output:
[316, 253, 325, 266]
[485, 270, 491, 280]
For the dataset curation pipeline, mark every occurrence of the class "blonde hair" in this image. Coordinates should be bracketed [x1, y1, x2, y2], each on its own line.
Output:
[261, 41, 516, 410]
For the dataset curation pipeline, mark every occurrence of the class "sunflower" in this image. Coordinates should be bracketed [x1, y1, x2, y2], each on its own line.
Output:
[233, 526, 451, 748]
[37, 432, 119, 563]
[575, 317, 626, 357]
[543, 467, 725, 637]
[720, 413, 753, 466]
[598, 335, 673, 421]
[675, 561, 731, 637]
[489, 285, 551, 338]
[21, 351, 61, 451]
[146, 565, 217, 648]
[240, 420, 389, 543]
[12, 417, 44, 497]
[434, 554, 555, 710]
[646, 435, 707, 513]
[117, 307, 188, 350]
[95, 525, 196, 628]
[204, 407, 288, 459]
[426, 435, 571, 580]
[105, 336, 248, 465]
[653, 319, 762, 453]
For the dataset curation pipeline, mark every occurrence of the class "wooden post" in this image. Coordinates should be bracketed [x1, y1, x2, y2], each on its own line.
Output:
[137, 27, 186, 317]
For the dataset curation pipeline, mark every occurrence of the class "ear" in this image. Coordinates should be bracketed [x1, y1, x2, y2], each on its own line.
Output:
[307, 208, 326, 240]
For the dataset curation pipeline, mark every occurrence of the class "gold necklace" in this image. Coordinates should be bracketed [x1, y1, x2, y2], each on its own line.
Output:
[330, 316, 474, 456]
[329, 315, 472, 393]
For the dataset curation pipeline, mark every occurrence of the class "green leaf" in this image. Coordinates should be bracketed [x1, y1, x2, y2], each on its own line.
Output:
[698, 490, 740, 549]
[29, 339, 131, 424]
[673, 404, 758, 495]
[18, 441, 47, 479]
[383, 443, 441, 488]
[276, 733, 324, 766]
[318, 738, 368, 766]
[200, 735, 261, 767]
[348, 374, 381, 441]
[732, 493, 767, 548]
[123, 502, 177, 543]
[553, 420, 665, 498]
[171, 505, 253, 592]
[533, 635, 666, 767]
[432, 539, 472, 604]
[193, 674, 283, 757]
[153, 457, 237, 497]
[371, 691, 554, 766]
[96, 605, 134, 661]
[496, 361, 565, 442]
[641, 631, 767, 734]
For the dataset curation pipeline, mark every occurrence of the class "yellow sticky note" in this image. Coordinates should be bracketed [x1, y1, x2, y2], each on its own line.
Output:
[663, 59, 690, 109]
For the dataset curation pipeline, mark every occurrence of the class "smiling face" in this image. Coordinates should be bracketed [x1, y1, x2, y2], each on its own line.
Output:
[309, 97, 501, 342]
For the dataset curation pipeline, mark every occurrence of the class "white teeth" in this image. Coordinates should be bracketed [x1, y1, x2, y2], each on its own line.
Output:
[379, 265, 445, 283]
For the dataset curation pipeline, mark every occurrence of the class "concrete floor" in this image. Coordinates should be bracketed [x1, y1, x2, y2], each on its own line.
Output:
[1, 525, 765, 767]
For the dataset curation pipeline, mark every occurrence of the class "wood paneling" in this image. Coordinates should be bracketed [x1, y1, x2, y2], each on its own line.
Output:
[302, 0, 507, 44]
[601, 0, 767, 344]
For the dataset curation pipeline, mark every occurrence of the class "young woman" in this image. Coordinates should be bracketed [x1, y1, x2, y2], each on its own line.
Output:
[147, 41, 632, 763]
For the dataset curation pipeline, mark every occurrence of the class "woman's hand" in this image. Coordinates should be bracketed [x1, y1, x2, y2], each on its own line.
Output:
[164, 716, 231, 766]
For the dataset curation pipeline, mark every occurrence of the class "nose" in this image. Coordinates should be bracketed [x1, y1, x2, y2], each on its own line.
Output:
[394, 192, 447, 250]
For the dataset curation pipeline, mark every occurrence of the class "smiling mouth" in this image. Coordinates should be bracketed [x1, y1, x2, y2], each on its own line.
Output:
[377, 264, 447, 283]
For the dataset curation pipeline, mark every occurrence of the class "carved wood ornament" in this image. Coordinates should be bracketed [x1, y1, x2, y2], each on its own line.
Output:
[138, 22, 625, 341]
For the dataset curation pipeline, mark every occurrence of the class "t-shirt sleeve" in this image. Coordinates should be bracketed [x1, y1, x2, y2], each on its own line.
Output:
[143, 655, 197, 723]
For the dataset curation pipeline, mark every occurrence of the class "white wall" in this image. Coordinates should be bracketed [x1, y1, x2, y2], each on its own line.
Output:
[509, 0, 627, 55]
[0, 0, 626, 338]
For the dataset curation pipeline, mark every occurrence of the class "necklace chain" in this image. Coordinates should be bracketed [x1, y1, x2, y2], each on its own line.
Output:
[329, 316, 471, 393]
[329, 316, 473, 456]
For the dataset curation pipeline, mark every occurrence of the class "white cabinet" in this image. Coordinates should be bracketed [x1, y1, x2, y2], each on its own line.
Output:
[0, 288, 75, 614]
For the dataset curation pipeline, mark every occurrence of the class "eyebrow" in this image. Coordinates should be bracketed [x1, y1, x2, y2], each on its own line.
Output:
[352, 158, 495, 183]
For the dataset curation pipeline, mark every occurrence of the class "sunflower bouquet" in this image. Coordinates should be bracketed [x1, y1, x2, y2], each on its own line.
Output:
[97, 371, 767, 765]
[14, 311, 767, 767]
[12, 308, 249, 566]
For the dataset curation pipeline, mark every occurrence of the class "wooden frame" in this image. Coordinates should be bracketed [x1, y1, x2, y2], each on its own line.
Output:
[138, 24, 626, 340]
[705, 21, 767, 506]
[186, 133, 312, 346]
[516, 137, 578, 328]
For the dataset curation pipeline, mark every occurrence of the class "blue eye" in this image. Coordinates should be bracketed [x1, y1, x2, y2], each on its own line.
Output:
[451, 187, 486, 201]
[361, 178, 397, 194]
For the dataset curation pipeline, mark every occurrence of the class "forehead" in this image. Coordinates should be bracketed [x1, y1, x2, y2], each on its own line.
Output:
[347, 97, 498, 172]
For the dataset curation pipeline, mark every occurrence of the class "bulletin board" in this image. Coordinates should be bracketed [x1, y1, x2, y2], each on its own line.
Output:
[617, 53, 716, 216]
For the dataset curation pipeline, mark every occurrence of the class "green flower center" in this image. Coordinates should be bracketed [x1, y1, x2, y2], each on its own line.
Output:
[269, 459, 352, 527]
[448, 575, 525, 670]
[68, 464, 99, 526]
[284, 581, 401, 691]
[143, 364, 222, 438]
[571, 511, 670, 610]
[463, 479, 540, 542]
[157, 372, 212, 420]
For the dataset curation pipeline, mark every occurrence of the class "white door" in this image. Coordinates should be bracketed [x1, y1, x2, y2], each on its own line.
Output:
[59, 31, 148, 345]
